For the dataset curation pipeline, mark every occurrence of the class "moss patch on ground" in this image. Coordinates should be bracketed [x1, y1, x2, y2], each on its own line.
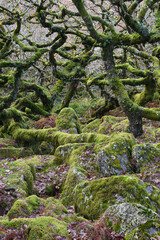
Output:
[0, 216, 68, 239]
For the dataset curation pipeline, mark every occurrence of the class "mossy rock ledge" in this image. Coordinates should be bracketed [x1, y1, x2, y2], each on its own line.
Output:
[73, 175, 160, 220]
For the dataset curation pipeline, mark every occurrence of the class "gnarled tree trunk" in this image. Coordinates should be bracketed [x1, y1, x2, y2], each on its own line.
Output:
[102, 45, 143, 137]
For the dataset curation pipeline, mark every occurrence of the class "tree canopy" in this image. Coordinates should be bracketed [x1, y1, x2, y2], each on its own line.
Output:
[0, 0, 160, 137]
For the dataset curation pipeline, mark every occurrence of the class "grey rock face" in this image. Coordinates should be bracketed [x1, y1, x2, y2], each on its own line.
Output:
[96, 135, 135, 176]
[103, 203, 160, 239]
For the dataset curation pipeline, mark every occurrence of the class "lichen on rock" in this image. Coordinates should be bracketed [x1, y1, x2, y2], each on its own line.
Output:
[103, 202, 159, 238]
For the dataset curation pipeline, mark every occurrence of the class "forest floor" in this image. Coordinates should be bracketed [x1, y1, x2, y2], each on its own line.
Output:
[0, 96, 160, 240]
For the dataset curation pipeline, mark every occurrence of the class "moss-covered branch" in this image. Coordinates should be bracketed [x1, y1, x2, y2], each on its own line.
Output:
[138, 0, 159, 22]
[15, 97, 50, 117]
[21, 82, 53, 111]
[110, 77, 160, 130]
[0, 67, 23, 111]
[0, 107, 23, 122]
[8, 121, 109, 147]
[116, 63, 150, 77]
[118, 1, 151, 40]
[72, 0, 104, 42]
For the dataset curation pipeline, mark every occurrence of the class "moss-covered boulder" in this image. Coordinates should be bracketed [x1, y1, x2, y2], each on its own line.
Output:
[0, 216, 68, 239]
[7, 195, 45, 219]
[44, 197, 68, 216]
[56, 107, 81, 134]
[73, 175, 160, 220]
[98, 116, 127, 134]
[0, 138, 33, 159]
[60, 143, 101, 205]
[0, 158, 34, 198]
[0, 146, 32, 159]
[52, 143, 84, 165]
[61, 163, 87, 205]
[132, 143, 160, 170]
[82, 115, 128, 135]
[7, 195, 68, 219]
[125, 221, 160, 240]
[96, 133, 136, 176]
[102, 203, 159, 239]
[83, 119, 102, 133]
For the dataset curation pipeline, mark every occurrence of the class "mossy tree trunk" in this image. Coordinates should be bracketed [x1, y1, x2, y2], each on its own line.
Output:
[102, 46, 143, 137]
[60, 80, 79, 110]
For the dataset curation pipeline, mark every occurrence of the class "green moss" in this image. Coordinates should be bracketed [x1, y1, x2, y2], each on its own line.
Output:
[0, 216, 68, 239]
[95, 132, 135, 152]
[52, 143, 84, 165]
[69, 99, 93, 118]
[83, 119, 102, 133]
[9, 161, 34, 195]
[98, 116, 127, 134]
[44, 197, 68, 216]
[132, 143, 160, 170]
[16, 155, 54, 175]
[0, 138, 17, 147]
[7, 195, 68, 220]
[134, 78, 156, 106]
[61, 163, 87, 205]
[0, 158, 34, 196]
[74, 175, 160, 220]
[7, 195, 43, 219]
[56, 107, 81, 134]
[0, 147, 32, 159]
[9, 122, 110, 152]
